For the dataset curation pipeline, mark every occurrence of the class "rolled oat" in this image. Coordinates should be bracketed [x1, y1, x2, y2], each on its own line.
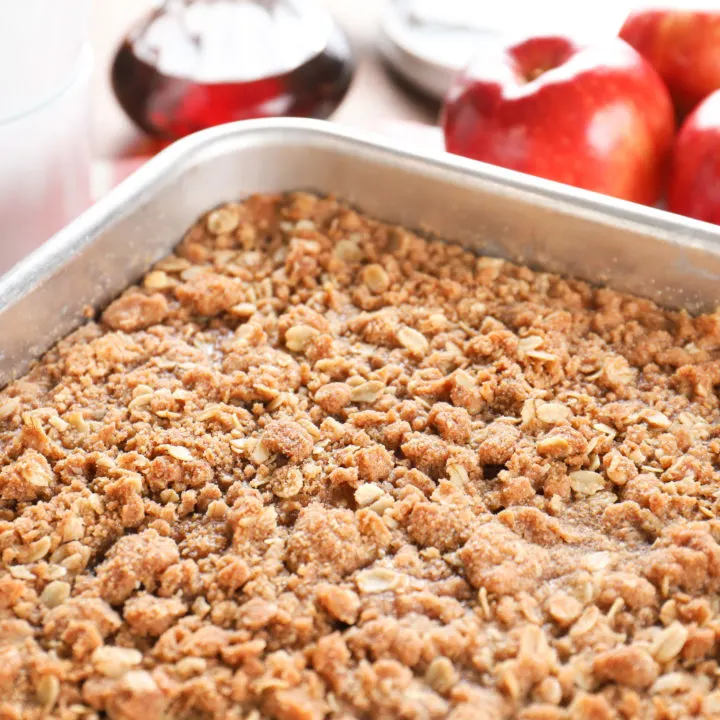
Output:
[2, 193, 720, 719]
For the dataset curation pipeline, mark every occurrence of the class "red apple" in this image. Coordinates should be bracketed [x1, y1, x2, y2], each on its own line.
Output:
[620, 8, 720, 117]
[442, 36, 675, 205]
[668, 89, 720, 223]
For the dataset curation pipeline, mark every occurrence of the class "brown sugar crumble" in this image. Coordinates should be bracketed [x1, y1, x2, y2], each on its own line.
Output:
[2, 192, 720, 720]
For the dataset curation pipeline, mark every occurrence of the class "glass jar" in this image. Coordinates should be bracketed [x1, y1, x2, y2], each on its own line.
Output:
[112, 0, 354, 140]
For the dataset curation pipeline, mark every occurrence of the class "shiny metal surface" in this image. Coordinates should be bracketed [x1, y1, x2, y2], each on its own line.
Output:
[3, 117, 720, 388]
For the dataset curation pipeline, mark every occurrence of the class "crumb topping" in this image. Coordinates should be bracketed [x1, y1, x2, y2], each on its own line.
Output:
[2, 193, 720, 719]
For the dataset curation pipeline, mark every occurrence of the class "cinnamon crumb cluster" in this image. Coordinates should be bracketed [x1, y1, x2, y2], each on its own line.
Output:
[2, 193, 720, 720]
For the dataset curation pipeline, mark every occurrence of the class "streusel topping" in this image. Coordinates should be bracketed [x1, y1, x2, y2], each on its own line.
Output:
[2, 193, 720, 719]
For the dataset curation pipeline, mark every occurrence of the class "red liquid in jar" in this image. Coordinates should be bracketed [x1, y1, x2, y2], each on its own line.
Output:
[112, 0, 353, 140]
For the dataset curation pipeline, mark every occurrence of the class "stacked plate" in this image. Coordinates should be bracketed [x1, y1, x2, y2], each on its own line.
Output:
[0, 0, 93, 275]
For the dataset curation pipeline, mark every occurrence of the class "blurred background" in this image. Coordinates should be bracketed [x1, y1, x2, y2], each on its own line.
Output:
[92, 0, 433, 158]
[90, 0, 632, 160]
[7, 0, 718, 274]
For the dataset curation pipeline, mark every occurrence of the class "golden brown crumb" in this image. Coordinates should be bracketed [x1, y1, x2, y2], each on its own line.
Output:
[2, 192, 720, 719]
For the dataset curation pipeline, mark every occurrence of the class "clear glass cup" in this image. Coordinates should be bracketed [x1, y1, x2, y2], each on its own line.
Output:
[0, 0, 92, 275]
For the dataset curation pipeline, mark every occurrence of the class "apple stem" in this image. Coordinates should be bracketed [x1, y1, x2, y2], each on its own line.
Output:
[527, 67, 548, 82]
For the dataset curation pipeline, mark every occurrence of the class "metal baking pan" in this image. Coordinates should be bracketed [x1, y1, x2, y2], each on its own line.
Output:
[3, 117, 720, 389]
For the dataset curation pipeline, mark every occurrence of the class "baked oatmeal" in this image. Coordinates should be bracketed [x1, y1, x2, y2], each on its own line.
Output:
[1, 193, 720, 720]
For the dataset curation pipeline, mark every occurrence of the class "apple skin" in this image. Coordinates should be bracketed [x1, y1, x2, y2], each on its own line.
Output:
[442, 36, 675, 205]
[620, 8, 720, 118]
[668, 89, 720, 224]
